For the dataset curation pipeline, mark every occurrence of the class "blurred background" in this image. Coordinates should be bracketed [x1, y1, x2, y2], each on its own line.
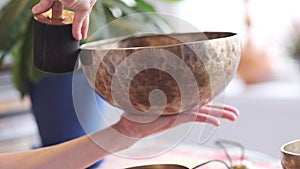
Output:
[1, 0, 300, 163]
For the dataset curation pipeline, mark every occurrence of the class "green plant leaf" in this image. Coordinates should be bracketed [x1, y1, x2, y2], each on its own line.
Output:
[88, 0, 171, 41]
[0, 52, 6, 66]
[159, 0, 184, 2]
[133, 0, 172, 32]
[87, 0, 112, 41]
[102, 0, 140, 15]
[135, 0, 156, 12]
[26, 22, 42, 83]
[0, 0, 31, 51]
[104, 0, 172, 33]
[12, 28, 31, 96]
[11, 40, 25, 96]
[12, 17, 42, 97]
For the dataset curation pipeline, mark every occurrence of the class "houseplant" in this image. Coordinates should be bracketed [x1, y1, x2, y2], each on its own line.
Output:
[0, 0, 179, 168]
[0, 0, 176, 95]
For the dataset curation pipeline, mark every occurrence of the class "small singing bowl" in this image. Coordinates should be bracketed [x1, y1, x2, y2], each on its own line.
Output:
[281, 139, 300, 169]
[125, 164, 188, 169]
[80, 32, 241, 115]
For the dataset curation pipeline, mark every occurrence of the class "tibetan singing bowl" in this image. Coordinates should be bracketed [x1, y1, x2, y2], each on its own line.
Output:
[126, 164, 188, 169]
[281, 139, 300, 169]
[80, 32, 241, 115]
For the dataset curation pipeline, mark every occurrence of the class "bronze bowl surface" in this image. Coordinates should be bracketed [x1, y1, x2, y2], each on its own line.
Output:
[80, 32, 241, 115]
[281, 139, 300, 169]
[125, 164, 188, 169]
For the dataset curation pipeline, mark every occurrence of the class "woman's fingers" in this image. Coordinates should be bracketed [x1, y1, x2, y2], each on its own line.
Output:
[169, 112, 220, 127]
[206, 104, 240, 117]
[73, 9, 91, 40]
[32, 0, 55, 14]
[189, 104, 239, 121]
[72, 10, 89, 40]
[32, 0, 91, 40]
[182, 104, 239, 127]
[193, 113, 221, 127]
[81, 16, 89, 39]
[198, 106, 238, 121]
[118, 104, 239, 138]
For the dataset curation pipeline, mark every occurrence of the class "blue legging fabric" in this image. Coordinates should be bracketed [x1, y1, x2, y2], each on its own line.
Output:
[30, 71, 104, 168]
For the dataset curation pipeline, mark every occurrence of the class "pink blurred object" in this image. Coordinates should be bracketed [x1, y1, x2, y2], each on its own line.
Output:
[98, 141, 281, 169]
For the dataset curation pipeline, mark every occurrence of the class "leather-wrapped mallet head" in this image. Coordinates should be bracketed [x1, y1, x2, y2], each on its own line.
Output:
[33, 0, 80, 74]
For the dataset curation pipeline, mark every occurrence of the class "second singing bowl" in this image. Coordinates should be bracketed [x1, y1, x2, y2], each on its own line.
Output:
[281, 139, 300, 169]
[80, 32, 241, 115]
[125, 164, 188, 169]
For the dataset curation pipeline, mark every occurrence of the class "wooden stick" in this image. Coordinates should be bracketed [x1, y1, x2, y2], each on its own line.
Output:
[52, 0, 63, 20]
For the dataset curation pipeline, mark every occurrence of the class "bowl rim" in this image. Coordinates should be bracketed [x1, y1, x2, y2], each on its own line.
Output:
[281, 139, 300, 156]
[80, 31, 238, 51]
[125, 164, 188, 169]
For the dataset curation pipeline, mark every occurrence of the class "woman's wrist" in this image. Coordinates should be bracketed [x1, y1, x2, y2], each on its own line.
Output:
[111, 120, 142, 139]
[90, 124, 140, 154]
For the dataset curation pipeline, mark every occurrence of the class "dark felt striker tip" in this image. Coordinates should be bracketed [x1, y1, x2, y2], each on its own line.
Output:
[33, 8, 79, 74]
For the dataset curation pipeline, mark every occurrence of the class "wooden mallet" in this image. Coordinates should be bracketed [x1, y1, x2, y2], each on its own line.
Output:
[34, 0, 80, 74]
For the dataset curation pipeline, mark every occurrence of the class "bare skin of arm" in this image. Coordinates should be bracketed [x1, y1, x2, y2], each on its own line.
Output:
[0, 104, 238, 169]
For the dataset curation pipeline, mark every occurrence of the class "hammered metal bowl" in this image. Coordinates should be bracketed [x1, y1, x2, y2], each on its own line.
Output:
[125, 164, 188, 169]
[281, 139, 300, 169]
[80, 32, 241, 115]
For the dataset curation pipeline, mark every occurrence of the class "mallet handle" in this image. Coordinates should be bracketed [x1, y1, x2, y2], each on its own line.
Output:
[52, 0, 63, 20]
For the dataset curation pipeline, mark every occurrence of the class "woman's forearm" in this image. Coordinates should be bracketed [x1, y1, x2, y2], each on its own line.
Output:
[0, 104, 238, 169]
[0, 125, 138, 169]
